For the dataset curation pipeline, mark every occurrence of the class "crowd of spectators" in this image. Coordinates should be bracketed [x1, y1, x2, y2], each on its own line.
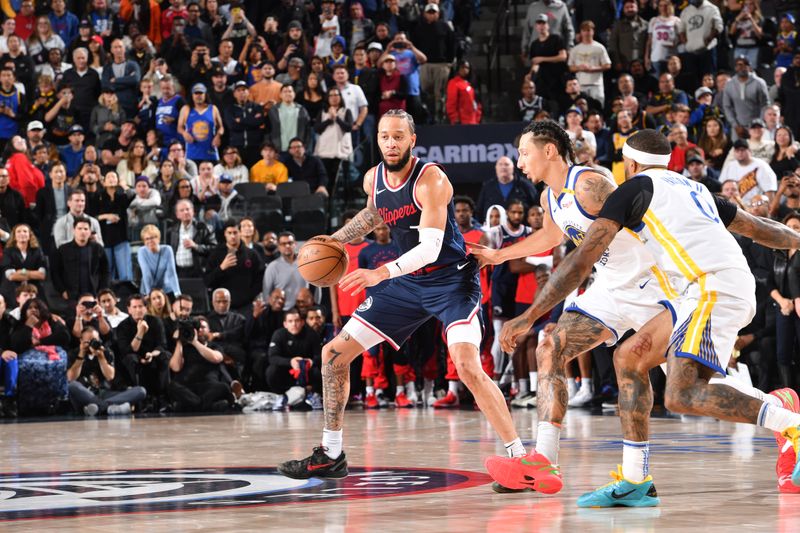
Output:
[2, 0, 800, 417]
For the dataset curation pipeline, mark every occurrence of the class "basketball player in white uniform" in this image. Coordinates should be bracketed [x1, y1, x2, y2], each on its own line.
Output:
[487, 127, 800, 505]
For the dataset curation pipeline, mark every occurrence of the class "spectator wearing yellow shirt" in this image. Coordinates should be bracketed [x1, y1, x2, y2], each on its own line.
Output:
[250, 141, 288, 192]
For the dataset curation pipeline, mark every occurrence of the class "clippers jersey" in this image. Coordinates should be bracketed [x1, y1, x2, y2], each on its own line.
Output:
[372, 157, 468, 269]
[547, 165, 657, 290]
[629, 168, 752, 296]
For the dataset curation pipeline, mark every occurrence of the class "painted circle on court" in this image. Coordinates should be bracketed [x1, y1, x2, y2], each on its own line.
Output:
[0, 466, 491, 521]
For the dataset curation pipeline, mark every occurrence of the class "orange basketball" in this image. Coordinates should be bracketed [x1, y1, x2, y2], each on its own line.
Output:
[297, 235, 349, 287]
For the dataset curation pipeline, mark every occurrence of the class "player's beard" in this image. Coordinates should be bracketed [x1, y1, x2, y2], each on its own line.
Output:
[384, 146, 412, 172]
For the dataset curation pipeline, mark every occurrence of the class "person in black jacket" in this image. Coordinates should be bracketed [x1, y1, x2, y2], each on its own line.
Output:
[0, 224, 47, 307]
[51, 216, 110, 303]
[166, 199, 217, 277]
[208, 287, 247, 379]
[10, 298, 70, 354]
[768, 213, 800, 389]
[34, 162, 72, 254]
[266, 307, 321, 395]
[245, 287, 284, 391]
[475, 156, 540, 223]
[168, 315, 232, 412]
[203, 220, 264, 314]
[61, 48, 101, 130]
[0, 167, 26, 229]
[280, 137, 328, 195]
[226, 81, 264, 168]
[116, 294, 170, 406]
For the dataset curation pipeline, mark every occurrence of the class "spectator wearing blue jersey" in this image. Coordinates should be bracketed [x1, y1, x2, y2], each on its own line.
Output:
[88, 0, 115, 41]
[48, 0, 80, 50]
[155, 75, 185, 147]
[58, 125, 86, 178]
[0, 67, 23, 153]
[177, 83, 224, 164]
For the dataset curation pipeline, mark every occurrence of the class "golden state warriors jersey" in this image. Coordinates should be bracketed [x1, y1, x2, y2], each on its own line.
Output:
[547, 165, 659, 290]
[632, 168, 752, 296]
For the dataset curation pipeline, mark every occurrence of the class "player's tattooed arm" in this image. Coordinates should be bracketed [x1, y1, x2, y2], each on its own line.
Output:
[575, 170, 617, 214]
[331, 168, 384, 243]
[499, 219, 619, 351]
[727, 209, 800, 250]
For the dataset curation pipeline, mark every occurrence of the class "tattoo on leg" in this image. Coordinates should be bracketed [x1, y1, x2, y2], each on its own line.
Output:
[536, 313, 608, 425]
[617, 368, 652, 442]
[666, 354, 762, 423]
[329, 347, 343, 366]
[323, 359, 350, 430]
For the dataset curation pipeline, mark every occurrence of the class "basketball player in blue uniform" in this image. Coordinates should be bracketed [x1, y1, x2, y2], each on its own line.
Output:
[278, 109, 527, 479]
[177, 83, 224, 163]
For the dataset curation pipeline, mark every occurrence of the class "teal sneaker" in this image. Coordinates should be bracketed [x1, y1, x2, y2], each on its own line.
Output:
[783, 426, 800, 487]
[577, 466, 660, 508]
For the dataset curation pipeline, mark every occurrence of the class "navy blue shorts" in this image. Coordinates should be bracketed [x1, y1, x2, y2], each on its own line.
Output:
[345, 258, 483, 350]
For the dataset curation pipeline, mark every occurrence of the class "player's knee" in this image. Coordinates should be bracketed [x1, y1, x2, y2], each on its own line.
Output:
[535, 337, 555, 369]
[615, 333, 654, 373]
[454, 358, 484, 387]
[663, 387, 694, 414]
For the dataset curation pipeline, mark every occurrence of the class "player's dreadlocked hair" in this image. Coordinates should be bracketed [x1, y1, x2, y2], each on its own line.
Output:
[521, 119, 576, 163]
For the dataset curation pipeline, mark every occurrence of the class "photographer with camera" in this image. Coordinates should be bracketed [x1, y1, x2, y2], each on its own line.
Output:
[116, 294, 170, 410]
[67, 326, 146, 416]
[68, 293, 112, 350]
[168, 315, 233, 412]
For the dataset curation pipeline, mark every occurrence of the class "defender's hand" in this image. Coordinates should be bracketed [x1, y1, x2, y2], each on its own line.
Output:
[469, 242, 501, 267]
[499, 314, 533, 353]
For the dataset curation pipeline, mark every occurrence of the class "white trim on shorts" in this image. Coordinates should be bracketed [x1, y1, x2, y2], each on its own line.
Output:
[343, 315, 401, 351]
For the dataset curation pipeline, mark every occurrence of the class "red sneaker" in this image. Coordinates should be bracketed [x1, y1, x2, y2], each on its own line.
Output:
[777, 439, 800, 493]
[365, 393, 379, 409]
[770, 388, 800, 448]
[484, 452, 563, 494]
[394, 392, 413, 408]
[433, 391, 460, 408]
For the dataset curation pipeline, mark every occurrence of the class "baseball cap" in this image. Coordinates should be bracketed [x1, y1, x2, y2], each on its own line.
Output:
[566, 106, 582, 117]
[686, 154, 704, 165]
[287, 20, 303, 31]
[91, 35, 103, 45]
[26, 120, 43, 132]
[289, 57, 305, 67]
[367, 42, 383, 52]
[233, 80, 248, 89]
[783, 13, 796, 25]
[68, 124, 84, 135]
[191, 83, 207, 94]
[749, 118, 766, 128]
[733, 139, 749, 150]
[424, 3, 439, 12]
[332, 35, 346, 48]
[219, 174, 234, 183]
[210, 65, 225, 77]
[382, 54, 397, 64]
[79, 19, 91, 28]
[694, 86, 713, 99]
[535, 14, 549, 23]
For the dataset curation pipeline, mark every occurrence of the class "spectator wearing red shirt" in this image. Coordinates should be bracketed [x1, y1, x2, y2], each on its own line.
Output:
[667, 123, 701, 173]
[377, 54, 407, 117]
[162, 0, 189, 41]
[14, 1, 36, 41]
[5, 136, 44, 208]
[446, 61, 480, 125]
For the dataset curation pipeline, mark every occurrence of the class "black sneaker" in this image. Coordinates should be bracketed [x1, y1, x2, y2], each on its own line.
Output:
[491, 481, 534, 494]
[278, 446, 348, 479]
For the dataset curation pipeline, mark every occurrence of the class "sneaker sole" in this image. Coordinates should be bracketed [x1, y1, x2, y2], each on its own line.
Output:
[484, 457, 563, 494]
[492, 481, 534, 494]
[277, 464, 349, 480]
[578, 497, 660, 508]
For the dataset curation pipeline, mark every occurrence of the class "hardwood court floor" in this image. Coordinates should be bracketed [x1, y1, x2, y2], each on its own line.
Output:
[0, 408, 797, 532]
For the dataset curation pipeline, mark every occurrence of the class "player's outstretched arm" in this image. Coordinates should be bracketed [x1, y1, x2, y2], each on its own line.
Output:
[499, 217, 620, 352]
[331, 169, 384, 243]
[472, 190, 563, 266]
[727, 209, 800, 250]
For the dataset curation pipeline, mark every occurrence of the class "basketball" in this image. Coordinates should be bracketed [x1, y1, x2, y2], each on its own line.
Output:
[297, 235, 349, 287]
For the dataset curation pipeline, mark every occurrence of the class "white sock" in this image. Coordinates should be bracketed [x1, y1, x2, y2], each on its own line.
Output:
[376, 388, 384, 396]
[519, 379, 529, 395]
[709, 376, 780, 405]
[407, 381, 417, 396]
[534, 421, 561, 464]
[396, 385, 404, 396]
[504, 437, 526, 458]
[511, 380, 518, 392]
[424, 379, 434, 395]
[758, 402, 800, 432]
[529, 372, 538, 393]
[366, 386, 375, 395]
[568, 379, 578, 398]
[580, 377, 593, 393]
[322, 428, 343, 459]
[622, 440, 650, 482]
[448, 380, 459, 395]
